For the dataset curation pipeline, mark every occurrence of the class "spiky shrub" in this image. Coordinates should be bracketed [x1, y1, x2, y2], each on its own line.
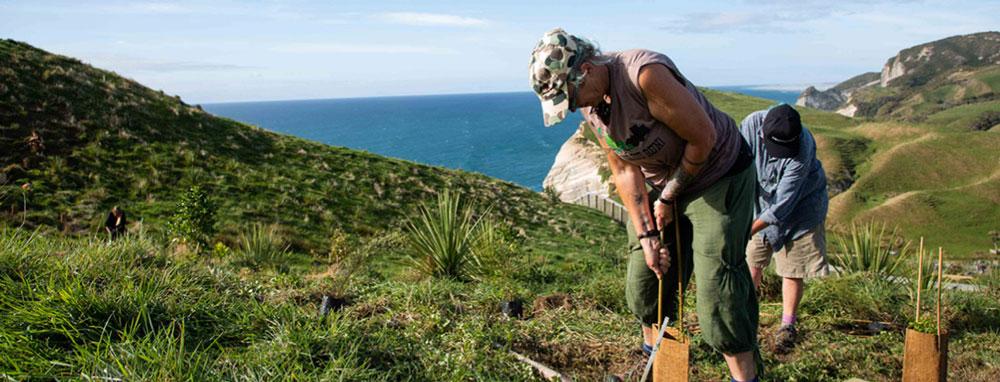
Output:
[404, 191, 490, 280]
[166, 186, 216, 250]
[832, 222, 910, 277]
[235, 224, 288, 268]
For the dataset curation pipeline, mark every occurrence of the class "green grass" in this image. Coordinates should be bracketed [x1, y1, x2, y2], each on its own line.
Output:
[977, 66, 1000, 93]
[923, 99, 1000, 131]
[3, 227, 998, 380]
[829, 128, 1000, 257]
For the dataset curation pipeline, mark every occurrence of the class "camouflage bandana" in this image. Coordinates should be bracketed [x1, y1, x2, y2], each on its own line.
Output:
[529, 28, 583, 127]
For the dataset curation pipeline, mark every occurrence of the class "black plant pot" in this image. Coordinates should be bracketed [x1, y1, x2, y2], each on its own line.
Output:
[319, 295, 349, 316]
[501, 299, 523, 319]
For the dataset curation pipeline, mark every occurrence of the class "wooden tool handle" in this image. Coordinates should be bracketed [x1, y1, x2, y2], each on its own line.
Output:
[657, 274, 663, 329]
[674, 206, 684, 333]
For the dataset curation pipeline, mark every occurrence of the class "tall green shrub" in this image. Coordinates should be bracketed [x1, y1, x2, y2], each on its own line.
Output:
[166, 186, 216, 249]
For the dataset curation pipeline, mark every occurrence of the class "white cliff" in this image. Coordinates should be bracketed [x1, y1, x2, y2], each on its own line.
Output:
[542, 129, 609, 203]
[880, 54, 909, 87]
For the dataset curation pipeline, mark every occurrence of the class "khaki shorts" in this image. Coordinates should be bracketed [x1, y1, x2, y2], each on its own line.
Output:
[746, 224, 830, 279]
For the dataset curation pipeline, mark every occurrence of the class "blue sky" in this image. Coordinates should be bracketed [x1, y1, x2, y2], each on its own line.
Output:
[2, 0, 997, 103]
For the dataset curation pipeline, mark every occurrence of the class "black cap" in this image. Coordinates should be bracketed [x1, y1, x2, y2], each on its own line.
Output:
[762, 104, 802, 159]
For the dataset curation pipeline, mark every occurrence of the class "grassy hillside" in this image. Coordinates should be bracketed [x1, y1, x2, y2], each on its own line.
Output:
[1, 40, 998, 381]
[826, 121, 1000, 257]
[0, 38, 619, 254]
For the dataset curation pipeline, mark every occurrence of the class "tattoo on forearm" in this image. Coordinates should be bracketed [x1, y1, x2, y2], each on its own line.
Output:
[631, 193, 644, 207]
[632, 193, 653, 231]
[660, 165, 695, 201]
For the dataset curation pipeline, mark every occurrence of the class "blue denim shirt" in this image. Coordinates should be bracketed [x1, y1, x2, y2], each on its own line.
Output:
[739, 110, 828, 251]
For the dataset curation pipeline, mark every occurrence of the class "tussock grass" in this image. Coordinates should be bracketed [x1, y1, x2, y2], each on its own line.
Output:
[831, 222, 910, 277]
[403, 191, 490, 280]
[234, 224, 290, 269]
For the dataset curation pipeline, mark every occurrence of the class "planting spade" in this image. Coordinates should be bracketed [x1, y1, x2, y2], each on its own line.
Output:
[902, 242, 948, 382]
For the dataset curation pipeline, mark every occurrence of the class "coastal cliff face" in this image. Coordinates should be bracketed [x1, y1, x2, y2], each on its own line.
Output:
[795, 72, 881, 117]
[796, 31, 1000, 119]
[796, 85, 847, 111]
[542, 128, 609, 202]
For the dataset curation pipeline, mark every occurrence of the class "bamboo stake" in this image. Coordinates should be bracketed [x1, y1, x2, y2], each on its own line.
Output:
[915, 238, 924, 320]
[936, 247, 943, 348]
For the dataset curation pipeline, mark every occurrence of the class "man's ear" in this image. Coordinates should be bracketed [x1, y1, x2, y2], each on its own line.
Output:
[580, 61, 593, 73]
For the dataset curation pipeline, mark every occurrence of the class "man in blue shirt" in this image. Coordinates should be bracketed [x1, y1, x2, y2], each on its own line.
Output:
[739, 104, 829, 354]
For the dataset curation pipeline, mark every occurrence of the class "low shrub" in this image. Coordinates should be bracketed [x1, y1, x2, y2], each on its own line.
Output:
[403, 191, 490, 280]
[234, 224, 289, 268]
[831, 222, 910, 277]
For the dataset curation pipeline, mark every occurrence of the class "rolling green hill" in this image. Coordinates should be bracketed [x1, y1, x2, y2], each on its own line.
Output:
[0, 38, 619, 255]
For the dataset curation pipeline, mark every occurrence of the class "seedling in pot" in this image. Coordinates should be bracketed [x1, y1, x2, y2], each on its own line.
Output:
[902, 239, 948, 382]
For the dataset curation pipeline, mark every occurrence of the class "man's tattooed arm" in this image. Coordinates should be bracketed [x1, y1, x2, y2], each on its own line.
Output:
[659, 164, 695, 202]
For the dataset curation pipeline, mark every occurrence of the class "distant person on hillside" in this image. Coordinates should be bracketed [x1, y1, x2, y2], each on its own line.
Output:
[529, 29, 760, 381]
[739, 104, 830, 354]
[104, 206, 127, 240]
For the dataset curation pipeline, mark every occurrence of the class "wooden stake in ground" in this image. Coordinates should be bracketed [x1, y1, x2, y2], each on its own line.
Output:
[916, 237, 924, 319]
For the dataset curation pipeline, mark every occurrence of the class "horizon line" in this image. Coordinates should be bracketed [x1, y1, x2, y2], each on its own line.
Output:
[198, 83, 823, 105]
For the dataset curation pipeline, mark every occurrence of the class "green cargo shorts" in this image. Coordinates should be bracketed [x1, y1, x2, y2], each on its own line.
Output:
[625, 164, 759, 355]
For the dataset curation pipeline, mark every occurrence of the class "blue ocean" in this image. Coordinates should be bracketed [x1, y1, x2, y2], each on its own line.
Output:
[204, 87, 800, 191]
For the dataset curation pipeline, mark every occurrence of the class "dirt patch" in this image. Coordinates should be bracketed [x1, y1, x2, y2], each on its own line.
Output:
[514, 338, 645, 381]
[532, 293, 574, 314]
[349, 297, 390, 318]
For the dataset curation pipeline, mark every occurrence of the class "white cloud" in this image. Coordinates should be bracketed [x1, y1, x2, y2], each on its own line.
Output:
[271, 43, 457, 55]
[378, 12, 488, 27]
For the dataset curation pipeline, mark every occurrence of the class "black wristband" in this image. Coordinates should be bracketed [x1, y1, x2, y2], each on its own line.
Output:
[637, 229, 660, 240]
[657, 196, 674, 205]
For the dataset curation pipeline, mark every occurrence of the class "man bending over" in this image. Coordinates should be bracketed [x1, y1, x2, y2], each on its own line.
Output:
[740, 104, 829, 353]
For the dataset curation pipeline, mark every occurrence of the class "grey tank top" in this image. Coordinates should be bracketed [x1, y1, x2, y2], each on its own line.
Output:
[582, 49, 740, 197]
